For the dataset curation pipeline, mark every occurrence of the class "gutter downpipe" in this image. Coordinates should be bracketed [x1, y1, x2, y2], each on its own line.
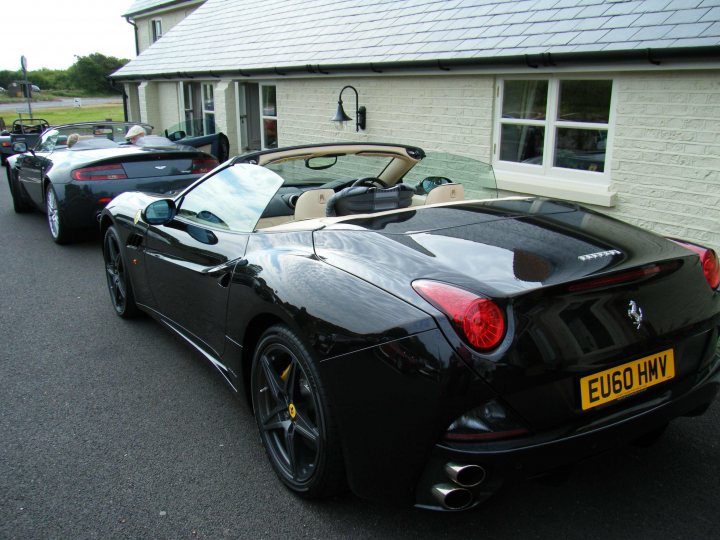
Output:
[121, 16, 140, 122]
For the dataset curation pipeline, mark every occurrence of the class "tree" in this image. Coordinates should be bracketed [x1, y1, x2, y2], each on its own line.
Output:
[68, 53, 128, 95]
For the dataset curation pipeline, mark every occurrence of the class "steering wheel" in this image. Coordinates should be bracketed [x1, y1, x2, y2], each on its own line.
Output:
[351, 177, 389, 189]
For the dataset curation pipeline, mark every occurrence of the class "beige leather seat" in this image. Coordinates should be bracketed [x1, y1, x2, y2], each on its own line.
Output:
[294, 188, 336, 220]
[424, 183, 464, 205]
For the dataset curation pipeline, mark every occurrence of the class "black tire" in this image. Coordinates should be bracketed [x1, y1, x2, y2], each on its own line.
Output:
[7, 166, 33, 213]
[251, 325, 346, 499]
[103, 225, 140, 319]
[45, 184, 75, 244]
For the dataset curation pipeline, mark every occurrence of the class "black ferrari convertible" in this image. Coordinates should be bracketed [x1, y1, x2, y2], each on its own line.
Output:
[5, 122, 218, 243]
[100, 142, 720, 511]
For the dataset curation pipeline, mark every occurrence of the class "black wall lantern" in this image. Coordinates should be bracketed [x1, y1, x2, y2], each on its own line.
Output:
[331, 85, 366, 131]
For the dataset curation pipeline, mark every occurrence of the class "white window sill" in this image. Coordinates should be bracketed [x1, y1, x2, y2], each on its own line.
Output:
[494, 169, 617, 207]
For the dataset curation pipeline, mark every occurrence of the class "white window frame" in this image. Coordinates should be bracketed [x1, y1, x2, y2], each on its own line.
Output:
[150, 19, 162, 43]
[259, 83, 277, 149]
[202, 82, 215, 136]
[492, 75, 617, 207]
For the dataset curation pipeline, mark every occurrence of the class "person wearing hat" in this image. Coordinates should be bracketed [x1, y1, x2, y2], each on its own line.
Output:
[126, 125, 146, 144]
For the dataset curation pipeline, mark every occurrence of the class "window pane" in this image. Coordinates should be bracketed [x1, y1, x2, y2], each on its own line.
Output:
[263, 118, 277, 148]
[262, 86, 276, 117]
[500, 124, 545, 164]
[554, 128, 606, 172]
[204, 113, 215, 135]
[502, 80, 548, 120]
[203, 84, 214, 112]
[178, 165, 283, 232]
[558, 80, 612, 123]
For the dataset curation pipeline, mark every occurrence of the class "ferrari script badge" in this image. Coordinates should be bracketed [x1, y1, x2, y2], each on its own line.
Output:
[627, 300, 643, 330]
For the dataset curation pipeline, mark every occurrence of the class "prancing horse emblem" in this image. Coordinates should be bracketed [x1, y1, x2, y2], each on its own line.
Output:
[627, 300, 643, 330]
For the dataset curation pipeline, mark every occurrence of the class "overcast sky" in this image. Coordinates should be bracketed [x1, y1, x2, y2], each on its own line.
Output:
[3, 0, 137, 71]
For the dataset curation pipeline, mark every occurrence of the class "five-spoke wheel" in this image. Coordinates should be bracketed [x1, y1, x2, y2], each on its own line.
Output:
[103, 226, 139, 318]
[251, 325, 345, 498]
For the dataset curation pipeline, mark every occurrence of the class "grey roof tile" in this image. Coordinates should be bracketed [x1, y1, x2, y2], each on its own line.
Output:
[701, 20, 720, 34]
[577, 4, 610, 17]
[113, 0, 720, 78]
[603, 14, 643, 27]
[525, 9, 561, 22]
[605, 1, 645, 15]
[671, 35, 720, 45]
[631, 24, 674, 39]
[668, 7, 714, 24]
[601, 26, 642, 41]
[569, 28, 611, 44]
[633, 11, 672, 25]
[700, 6, 720, 20]
[635, 0, 672, 10]
[663, 21, 712, 37]
[573, 16, 612, 29]
[669, 0, 705, 8]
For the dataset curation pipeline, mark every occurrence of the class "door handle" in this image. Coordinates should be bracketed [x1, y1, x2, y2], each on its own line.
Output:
[204, 257, 248, 277]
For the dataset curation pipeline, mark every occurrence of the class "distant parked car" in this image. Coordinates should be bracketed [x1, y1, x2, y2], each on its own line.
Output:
[31, 84, 40, 93]
[0, 118, 50, 165]
[0, 86, 6, 93]
[5, 121, 218, 243]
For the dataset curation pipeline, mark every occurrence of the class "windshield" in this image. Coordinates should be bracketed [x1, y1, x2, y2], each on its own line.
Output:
[402, 152, 498, 199]
[264, 154, 398, 186]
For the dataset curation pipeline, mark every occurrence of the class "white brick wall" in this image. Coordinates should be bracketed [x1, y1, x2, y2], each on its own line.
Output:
[277, 75, 494, 160]
[608, 70, 720, 252]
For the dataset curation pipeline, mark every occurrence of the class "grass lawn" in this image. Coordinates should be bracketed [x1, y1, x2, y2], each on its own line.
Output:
[2, 104, 125, 126]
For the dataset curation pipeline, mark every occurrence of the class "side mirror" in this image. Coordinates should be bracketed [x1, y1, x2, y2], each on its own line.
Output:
[12, 141, 28, 153]
[167, 130, 186, 142]
[142, 199, 176, 225]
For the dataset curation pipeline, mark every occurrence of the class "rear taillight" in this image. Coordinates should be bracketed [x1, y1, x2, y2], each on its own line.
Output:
[72, 164, 128, 181]
[1, 142, 11, 147]
[191, 159, 218, 174]
[412, 280, 505, 351]
[671, 239, 720, 290]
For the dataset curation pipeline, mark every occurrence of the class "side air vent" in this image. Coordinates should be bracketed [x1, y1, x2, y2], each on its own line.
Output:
[126, 233, 143, 248]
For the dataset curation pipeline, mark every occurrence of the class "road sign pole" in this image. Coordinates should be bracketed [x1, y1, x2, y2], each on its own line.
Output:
[21, 55, 32, 119]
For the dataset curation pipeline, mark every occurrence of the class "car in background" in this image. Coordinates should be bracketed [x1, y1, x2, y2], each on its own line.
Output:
[1, 118, 50, 165]
[6, 121, 218, 243]
[99, 142, 719, 511]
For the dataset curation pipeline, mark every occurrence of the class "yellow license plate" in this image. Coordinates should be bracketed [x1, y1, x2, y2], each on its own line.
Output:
[580, 349, 675, 410]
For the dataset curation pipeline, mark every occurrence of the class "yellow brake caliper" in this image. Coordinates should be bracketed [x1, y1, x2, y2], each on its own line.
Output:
[280, 364, 296, 419]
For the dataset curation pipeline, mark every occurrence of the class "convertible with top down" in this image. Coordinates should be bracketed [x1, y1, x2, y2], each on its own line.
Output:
[99, 142, 720, 511]
[5, 122, 219, 243]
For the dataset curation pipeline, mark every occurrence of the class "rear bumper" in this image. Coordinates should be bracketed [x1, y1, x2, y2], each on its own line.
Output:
[415, 357, 720, 511]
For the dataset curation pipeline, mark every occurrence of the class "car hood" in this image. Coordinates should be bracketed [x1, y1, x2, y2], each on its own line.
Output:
[313, 198, 690, 298]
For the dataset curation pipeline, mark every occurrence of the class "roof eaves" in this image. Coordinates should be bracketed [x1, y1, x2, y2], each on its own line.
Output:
[109, 45, 720, 81]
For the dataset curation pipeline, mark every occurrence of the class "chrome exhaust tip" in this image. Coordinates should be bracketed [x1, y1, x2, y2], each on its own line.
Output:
[445, 462, 486, 488]
[431, 483, 473, 510]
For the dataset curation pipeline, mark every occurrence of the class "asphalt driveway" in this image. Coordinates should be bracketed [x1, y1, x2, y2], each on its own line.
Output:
[0, 167, 718, 539]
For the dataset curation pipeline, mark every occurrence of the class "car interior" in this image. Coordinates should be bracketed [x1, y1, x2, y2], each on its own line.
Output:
[240, 144, 495, 230]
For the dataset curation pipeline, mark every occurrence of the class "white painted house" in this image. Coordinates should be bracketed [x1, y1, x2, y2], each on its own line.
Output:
[113, 0, 720, 251]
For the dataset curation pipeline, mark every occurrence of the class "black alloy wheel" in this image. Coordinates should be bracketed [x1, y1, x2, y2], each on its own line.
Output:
[103, 226, 140, 318]
[251, 325, 345, 498]
[7, 166, 33, 213]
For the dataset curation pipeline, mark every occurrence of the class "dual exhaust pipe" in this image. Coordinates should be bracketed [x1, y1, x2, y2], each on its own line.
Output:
[431, 463, 486, 510]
